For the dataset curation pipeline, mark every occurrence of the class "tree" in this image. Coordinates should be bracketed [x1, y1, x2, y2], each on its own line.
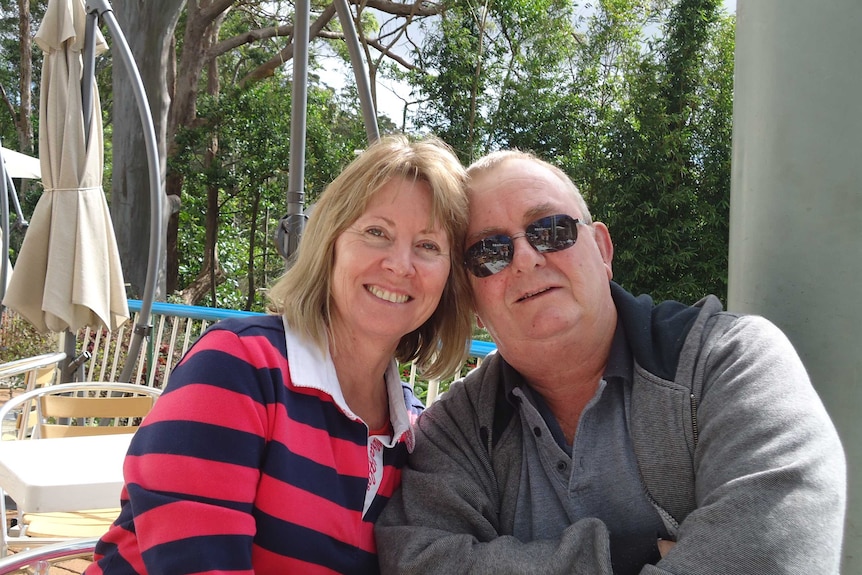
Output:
[409, 0, 734, 303]
[113, 0, 445, 299]
[1, 0, 45, 258]
[408, 0, 581, 163]
[0, 0, 38, 151]
[589, 0, 734, 303]
[111, 0, 185, 299]
[170, 77, 367, 308]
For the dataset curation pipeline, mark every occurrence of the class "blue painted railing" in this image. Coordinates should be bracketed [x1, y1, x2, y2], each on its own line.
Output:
[127, 300, 497, 359]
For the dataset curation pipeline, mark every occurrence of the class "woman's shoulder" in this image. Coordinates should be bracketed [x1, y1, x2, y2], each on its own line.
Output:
[187, 314, 288, 364]
[204, 314, 285, 344]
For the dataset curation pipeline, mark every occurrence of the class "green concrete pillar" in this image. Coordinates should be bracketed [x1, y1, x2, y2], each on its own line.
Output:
[728, 1, 862, 570]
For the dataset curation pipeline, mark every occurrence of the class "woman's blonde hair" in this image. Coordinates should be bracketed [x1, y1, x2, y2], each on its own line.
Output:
[268, 135, 472, 380]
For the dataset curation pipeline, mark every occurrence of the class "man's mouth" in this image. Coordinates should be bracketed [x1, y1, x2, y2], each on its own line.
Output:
[367, 285, 411, 303]
[517, 287, 552, 302]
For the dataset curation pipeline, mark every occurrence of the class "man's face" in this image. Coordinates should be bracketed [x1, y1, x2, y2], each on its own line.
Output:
[466, 159, 615, 355]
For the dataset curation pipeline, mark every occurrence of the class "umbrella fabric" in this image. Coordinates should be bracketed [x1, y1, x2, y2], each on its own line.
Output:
[1, 147, 41, 179]
[3, 0, 128, 333]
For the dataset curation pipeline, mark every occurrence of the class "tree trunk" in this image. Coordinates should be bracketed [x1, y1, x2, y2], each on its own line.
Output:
[165, 0, 229, 294]
[111, 0, 184, 299]
[179, 258, 227, 305]
[16, 0, 33, 155]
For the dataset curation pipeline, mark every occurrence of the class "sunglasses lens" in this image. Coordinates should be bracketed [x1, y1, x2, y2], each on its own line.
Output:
[525, 215, 579, 252]
[465, 235, 514, 278]
[464, 214, 581, 278]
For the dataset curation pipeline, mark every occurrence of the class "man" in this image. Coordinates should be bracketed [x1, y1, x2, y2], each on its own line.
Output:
[376, 150, 846, 574]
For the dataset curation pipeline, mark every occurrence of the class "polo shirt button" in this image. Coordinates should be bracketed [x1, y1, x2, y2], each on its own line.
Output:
[556, 460, 567, 472]
[533, 427, 542, 437]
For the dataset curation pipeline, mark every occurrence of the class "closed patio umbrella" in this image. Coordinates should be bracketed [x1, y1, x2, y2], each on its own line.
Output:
[3, 0, 128, 334]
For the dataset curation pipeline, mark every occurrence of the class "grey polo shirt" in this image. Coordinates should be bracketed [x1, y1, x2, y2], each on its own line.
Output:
[508, 322, 668, 564]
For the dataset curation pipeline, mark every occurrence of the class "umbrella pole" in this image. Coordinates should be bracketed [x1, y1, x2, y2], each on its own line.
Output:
[275, 0, 310, 264]
[55, 2, 99, 383]
[82, 11, 98, 148]
[85, 0, 164, 384]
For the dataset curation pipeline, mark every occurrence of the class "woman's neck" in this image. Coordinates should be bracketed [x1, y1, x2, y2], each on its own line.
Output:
[328, 331, 394, 431]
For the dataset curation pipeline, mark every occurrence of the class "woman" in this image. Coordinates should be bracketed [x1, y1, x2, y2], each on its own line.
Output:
[87, 135, 472, 574]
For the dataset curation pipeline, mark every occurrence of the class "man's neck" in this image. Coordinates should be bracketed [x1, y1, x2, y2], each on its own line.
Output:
[506, 311, 617, 444]
[523, 363, 606, 445]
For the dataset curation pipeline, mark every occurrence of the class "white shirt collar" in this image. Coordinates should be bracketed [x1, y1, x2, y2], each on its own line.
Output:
[282, 317, 415, 446]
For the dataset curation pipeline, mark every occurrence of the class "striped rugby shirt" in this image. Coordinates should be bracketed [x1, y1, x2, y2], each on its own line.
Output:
[87, 315, 423, 574]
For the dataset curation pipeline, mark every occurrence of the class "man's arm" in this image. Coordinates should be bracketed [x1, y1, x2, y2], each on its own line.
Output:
[376, 383, 616, 575]
[646, 315, 846, 574]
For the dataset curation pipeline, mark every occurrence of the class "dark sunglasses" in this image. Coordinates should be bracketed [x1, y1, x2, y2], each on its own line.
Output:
[464, 214, 583, 278]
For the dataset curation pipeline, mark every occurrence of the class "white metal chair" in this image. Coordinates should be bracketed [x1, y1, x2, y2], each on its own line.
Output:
[0, 352, 65, 400]
[0, 536, 96, 573]
[0, 382, 161, 554]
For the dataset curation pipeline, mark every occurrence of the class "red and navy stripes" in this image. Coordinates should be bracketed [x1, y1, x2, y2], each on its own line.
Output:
[87, 315, 420, 575]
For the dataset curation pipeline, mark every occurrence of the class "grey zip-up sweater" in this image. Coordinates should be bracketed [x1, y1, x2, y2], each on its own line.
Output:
[377, 284, 846, 574]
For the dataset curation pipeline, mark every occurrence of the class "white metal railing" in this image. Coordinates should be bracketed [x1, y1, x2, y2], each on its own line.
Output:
[73, 300, 496, 402]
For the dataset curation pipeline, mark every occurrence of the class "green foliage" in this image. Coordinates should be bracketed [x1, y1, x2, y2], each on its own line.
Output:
[0, 0, 736, 311]
[0, 313, 54, 364]
[0, 0, 44, 143]
[409, 9, 492, 162]
[410, 0, 581, 164]
[588, 0, 733, 304]
[171, 78, 367, 310]
[412, 0, 734, 304]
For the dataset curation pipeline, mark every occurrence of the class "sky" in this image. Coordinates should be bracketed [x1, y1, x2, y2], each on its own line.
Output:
[319, 0, 738, 126]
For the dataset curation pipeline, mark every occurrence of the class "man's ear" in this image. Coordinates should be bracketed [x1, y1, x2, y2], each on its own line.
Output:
[591, 222, 614, 280]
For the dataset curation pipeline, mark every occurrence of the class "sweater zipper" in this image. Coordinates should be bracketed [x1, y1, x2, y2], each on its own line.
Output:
[636, 464, 681, 535]
[690, 393, 699, 446]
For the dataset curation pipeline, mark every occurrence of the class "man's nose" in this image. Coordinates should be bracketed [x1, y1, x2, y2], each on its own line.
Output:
[509, 236, 544, 272]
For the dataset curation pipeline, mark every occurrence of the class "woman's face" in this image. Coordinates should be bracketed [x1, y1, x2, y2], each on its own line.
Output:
[330, 176, 452, 347]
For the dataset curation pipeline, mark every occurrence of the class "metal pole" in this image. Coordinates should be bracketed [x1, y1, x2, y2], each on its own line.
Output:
[276, 0, 381, 264]
[0, 138, 9, 309]
[84, 0, 164, 383]
[333, 0, 379, 144]
[81, 12, 98, 147]
[5, 171, 28, 227]
[277, 0, 310, 263]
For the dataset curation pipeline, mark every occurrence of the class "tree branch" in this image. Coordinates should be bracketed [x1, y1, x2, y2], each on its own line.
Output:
[238, 4, 338, 87]
[0, 85, 16, 127]
[211, 24, 294, 58]
[361, 0, 440, 17]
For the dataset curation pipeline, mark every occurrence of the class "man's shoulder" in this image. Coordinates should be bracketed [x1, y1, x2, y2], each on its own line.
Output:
[612, 283, 729, 381]
[422, 354, 504, 427]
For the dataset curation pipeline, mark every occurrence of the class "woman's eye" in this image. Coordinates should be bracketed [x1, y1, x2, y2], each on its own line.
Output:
[419, 241, 440, 252]
[366, 227, 387, 239]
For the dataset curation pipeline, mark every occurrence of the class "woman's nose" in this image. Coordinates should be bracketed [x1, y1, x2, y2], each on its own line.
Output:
[382, 243, 416, 276]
